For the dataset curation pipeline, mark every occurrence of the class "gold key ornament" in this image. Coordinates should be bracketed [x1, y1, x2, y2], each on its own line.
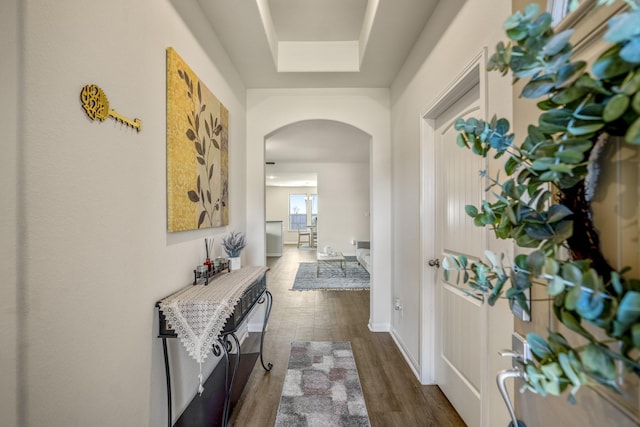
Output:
[80, 84, 142, 132]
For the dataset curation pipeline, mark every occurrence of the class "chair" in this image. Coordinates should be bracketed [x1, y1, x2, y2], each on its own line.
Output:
[297, 228, 311, 247]
[311, 218, 318, 247]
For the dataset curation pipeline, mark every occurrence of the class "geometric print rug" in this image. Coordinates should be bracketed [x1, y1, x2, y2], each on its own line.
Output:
[275, 341, 371, 427]
[291, 262, 370, 291]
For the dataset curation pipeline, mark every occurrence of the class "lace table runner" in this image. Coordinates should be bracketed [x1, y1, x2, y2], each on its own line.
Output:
[158, 266, 268, 391]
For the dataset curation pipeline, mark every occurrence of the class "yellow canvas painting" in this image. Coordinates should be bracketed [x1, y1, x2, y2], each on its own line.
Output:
[166, 47, 229, 232]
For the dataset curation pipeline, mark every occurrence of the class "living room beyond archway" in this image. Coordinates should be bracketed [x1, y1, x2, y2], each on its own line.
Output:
[264, 119, 371, 275]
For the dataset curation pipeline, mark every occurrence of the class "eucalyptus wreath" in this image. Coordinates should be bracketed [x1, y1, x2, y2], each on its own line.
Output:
[444, 0, 640, 403]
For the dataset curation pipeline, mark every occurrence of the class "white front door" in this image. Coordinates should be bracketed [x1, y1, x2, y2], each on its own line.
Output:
[432, 83, 486, 427]
[421, 52, 514, 427]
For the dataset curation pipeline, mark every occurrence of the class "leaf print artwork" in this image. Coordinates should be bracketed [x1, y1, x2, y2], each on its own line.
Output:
[166, 47, 229, 231]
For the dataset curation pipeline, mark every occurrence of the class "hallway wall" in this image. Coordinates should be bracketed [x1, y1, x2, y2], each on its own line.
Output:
[1, 0, 19, 425]
[8, 1, 248, 425]
[390, 0, 513, 425]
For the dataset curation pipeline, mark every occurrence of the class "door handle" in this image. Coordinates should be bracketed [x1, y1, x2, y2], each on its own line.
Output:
[496, 368, 527, 427]
[428, 258, 440, 268]
[497, 351, 527, 427]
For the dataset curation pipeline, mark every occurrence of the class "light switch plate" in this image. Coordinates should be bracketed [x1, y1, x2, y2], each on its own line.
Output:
[512, 332, 531, 368]
[511, 288, 531, 322]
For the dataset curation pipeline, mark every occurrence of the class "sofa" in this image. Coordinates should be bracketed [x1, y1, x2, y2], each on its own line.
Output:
[355, 241, 371, 274]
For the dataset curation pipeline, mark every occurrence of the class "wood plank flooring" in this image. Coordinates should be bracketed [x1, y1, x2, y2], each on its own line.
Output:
[230, 245, 465, 426]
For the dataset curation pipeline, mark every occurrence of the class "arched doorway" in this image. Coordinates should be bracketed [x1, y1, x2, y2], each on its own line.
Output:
[265, 119, 371, 256]
[245, 88, 392, 331]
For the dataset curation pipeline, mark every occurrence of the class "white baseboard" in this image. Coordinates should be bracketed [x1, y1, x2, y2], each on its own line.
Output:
[368, 322, 390, 332]
[236, 320, 249, 344]
[390, 327, 421, 382]
[248, 321, 267, 333]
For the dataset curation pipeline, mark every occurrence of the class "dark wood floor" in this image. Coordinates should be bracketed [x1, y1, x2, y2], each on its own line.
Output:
[230, 245, 465, 426]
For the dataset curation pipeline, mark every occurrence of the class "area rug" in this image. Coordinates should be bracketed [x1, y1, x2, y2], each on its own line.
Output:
[275, 341, 371, 427]
[291, 262, 370, 291]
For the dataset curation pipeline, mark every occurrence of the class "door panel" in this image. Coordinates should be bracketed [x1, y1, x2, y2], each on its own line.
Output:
[441, 142, 484, 258]
[441, 284, 482, 391]
[434, 84, 485, 427]
[439, 285, 482, 424]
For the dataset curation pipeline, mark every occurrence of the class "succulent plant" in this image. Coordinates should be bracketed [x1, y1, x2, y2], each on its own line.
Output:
[221, 231, 247, 258]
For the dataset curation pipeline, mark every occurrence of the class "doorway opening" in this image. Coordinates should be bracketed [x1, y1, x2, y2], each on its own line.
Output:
[264, 119, 371, 257]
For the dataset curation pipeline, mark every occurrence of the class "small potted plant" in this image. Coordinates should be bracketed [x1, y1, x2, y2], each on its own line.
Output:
[222, 231, 247, 271]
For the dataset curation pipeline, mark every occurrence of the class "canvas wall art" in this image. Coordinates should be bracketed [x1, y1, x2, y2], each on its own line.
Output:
[166, 47, 229, 232]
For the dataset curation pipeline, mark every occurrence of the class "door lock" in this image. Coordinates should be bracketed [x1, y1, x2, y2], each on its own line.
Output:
[428, 258, 440, 268]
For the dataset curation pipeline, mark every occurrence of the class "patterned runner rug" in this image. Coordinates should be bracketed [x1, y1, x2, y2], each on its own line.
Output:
[291, 262, 370, 291]
[275, 341, 371, 427]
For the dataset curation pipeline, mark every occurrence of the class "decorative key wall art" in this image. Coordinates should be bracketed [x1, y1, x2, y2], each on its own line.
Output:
[166, 47, 229, 232]
[80, 84, 142, 132]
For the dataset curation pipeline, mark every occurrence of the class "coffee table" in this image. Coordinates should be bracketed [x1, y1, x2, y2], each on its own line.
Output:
[317, 251, 346, 277]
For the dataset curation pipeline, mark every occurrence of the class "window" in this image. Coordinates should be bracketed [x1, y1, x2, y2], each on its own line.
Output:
[289, 194, 307, 230]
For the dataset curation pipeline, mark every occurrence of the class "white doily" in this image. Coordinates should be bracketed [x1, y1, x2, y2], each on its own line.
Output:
[158, 266, 268, 392]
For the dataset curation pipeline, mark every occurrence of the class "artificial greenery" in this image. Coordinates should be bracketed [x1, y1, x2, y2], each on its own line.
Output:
[221, 231, 247, 258]
[443, 0, 640, 403]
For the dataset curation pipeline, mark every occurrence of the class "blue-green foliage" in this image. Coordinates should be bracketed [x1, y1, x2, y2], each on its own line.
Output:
[445, 0, 640, 402]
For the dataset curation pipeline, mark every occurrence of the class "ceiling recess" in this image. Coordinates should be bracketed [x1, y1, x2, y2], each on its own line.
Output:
[256, 0, 377, 73]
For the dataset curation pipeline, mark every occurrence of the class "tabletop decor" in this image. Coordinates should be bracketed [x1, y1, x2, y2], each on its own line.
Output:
[158, 266, 269, 394]
[222, 231, 247, 270]
[166, 47, 229, 232]
[443, 0, 640, 404]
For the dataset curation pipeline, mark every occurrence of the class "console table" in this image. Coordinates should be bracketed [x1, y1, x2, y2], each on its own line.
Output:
[156, 266, 273, 427]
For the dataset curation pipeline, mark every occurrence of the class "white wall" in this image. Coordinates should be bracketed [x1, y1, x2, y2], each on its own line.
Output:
[390, 0, 513, 425]
[1, 0, 19, 425]
[317, 162, 370, 254]
[247, 88, 391, 331]
[13, 0, 248, 425]
[266, 164, 370, 252]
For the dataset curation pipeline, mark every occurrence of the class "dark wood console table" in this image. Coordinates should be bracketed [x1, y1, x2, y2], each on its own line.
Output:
[156, 266, 273, 427]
